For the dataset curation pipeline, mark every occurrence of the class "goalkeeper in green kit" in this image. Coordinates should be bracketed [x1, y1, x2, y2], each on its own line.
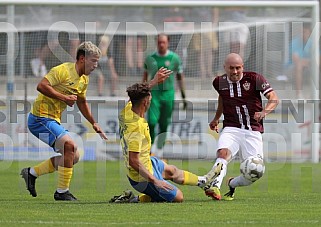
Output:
[143, 34, 187, 157]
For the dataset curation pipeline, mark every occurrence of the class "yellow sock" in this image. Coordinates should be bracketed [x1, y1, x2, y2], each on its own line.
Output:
[34, 159, 56, 176]
[183, 171, 199, 186]
[138, 194, 151, 202]
[57, 166, 73, 190]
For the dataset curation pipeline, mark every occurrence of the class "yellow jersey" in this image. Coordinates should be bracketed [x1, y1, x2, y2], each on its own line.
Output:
[119, 102, 153, 182]
[31, 62, 88, 123]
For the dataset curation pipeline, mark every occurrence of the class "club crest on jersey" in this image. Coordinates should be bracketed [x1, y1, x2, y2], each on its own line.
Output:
[262, 82, 269, 89]
[165, 60, 170, 67]
[243, 81, 250, 91]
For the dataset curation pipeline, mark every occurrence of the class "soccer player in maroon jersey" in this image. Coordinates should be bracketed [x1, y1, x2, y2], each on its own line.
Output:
[204, 53, 279, 200]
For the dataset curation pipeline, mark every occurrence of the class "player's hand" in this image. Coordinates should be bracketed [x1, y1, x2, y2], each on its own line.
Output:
[64, 95, 78, 107]
[149, 67, 172, 87]
[254, 111, 266, 122]
[154, 179, 174, 192]
[209, 119, 219, 133]
[92, 123, 108, 140]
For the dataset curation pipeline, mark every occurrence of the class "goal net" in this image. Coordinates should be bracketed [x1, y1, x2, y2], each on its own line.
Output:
[0, 0, 319, 162]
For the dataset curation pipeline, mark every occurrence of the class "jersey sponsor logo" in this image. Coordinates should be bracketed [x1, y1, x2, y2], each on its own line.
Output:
[165, 60, 170, 67]
[243, 81, 250, 91]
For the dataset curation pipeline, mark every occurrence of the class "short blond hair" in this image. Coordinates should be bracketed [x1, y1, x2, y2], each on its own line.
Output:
[76, 41, 101, 60]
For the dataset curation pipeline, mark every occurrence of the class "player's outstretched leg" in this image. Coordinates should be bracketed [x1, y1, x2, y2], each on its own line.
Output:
[223, 175, 253, 201]
[163, 163, 207, 188]
[53, 136, 78, 201]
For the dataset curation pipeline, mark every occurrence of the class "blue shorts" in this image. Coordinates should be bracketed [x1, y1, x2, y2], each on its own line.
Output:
[128, 156, 178, 202]
[28, 113, 69, 150]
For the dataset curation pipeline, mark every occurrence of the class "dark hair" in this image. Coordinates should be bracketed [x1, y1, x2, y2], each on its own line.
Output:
[157, 33, 170, 42]
[126, 83, 151, 106]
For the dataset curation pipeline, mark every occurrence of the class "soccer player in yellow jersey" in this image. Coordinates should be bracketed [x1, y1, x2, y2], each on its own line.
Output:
[116, 78, 207, 203]
[21, 41, 108, 201]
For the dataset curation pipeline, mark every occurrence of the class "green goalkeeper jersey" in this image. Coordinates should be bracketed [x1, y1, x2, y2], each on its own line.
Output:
[144, 50, 183, 92]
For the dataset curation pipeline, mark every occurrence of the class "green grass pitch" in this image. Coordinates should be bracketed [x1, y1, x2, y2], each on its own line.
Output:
[1, 160, 321, 226]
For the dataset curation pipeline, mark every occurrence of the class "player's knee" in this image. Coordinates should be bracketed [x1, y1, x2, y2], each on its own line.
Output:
[64, 140, 77, 156]
[217, 149, 231, 160]
[173, 190, 184, 203]
[165, 165, 177, 179]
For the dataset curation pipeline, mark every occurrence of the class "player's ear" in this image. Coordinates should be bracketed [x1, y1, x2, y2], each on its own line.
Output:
[143, 97, 148, 106]
[79, 54, 85, 62]
[143, 96, 150, 107]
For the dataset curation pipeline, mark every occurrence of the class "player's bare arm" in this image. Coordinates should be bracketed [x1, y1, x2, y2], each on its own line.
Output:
[37, 77, 77, 107]
[129, 151, 174, 191]
[209, 95, 223, 133]
[254, 91, 279, 122]
[148, 67, 172, 88]
[76, 96, 108, 140]
[176, 73, 185, 92]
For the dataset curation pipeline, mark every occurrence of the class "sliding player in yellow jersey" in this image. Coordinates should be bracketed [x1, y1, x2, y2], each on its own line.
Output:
[21, 41, 107, 201]
[113, 76, 207, 203]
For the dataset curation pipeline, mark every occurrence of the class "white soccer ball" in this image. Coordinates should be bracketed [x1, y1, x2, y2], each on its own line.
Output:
[240, 156, 265, 182]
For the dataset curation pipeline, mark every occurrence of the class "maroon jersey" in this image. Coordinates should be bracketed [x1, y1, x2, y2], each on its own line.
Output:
[213, 72, 273, 133]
